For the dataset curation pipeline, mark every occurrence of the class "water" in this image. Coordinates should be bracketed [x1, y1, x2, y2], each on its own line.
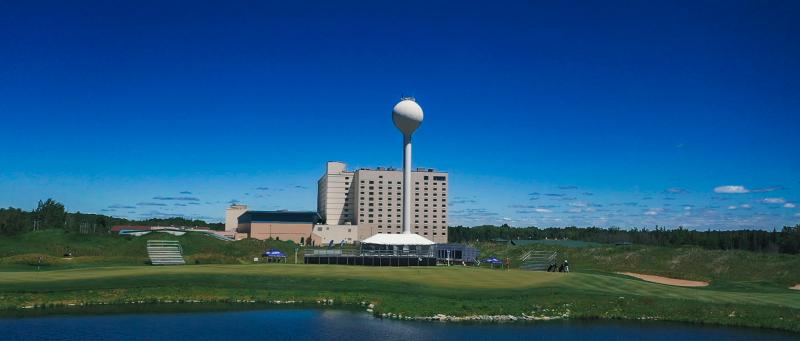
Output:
[0, 307, 795, 341]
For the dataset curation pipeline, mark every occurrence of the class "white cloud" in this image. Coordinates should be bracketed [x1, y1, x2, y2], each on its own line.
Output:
[785, 203, 797, 208]
[714, 185, 749, 194]
[683, 206, 693, 210]
[761, 198, 786, 204]
[644, 208, 663, 216]
[740, 204, 752, 209]
[727, 205, 737, 210]
[534, 208, 552, 213]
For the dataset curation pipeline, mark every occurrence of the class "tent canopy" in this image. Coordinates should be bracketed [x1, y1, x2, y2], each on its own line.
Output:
[361, 233, 435, 246]
[263, 249, 286, 257]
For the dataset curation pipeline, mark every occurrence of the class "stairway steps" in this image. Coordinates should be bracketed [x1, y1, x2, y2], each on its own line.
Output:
[147, 240, 185, 266]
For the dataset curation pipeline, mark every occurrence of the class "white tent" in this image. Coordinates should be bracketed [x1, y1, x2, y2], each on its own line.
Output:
[361, 233, 435, 246]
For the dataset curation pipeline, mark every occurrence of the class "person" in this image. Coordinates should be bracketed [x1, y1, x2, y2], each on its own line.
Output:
[563, 260, 570, 273]
[558, 262, 564, 272]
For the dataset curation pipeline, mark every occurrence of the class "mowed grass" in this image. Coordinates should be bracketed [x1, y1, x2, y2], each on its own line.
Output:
[0, 264, 561, 290]
[0, 264, 797, 309]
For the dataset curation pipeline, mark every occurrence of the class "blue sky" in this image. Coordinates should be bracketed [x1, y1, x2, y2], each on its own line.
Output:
[1, 1, 798, 229]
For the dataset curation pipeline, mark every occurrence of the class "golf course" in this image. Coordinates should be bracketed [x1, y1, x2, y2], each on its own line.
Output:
[0, 230, 798, 333]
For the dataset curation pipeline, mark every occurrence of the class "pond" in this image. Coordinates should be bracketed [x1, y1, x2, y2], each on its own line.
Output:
[0, 307, 795, 340]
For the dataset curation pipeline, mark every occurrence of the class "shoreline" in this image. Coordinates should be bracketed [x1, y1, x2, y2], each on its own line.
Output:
[1, 297, 798, 334]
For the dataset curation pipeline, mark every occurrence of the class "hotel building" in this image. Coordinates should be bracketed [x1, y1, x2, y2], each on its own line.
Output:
[317, 161, 449, 243]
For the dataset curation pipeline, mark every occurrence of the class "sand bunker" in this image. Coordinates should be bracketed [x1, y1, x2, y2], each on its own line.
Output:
[617, 272, 709, 287]
[790, 284, 800, 290]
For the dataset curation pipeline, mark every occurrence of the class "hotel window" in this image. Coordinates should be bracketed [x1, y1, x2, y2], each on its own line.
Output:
[369, 181, 374, 184]
[369, 220, 373, 223]
[424, 176, 429, 180]
[433, 176, 445, 181]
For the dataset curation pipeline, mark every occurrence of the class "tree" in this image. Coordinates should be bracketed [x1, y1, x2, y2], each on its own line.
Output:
[34, 199, 66, 230]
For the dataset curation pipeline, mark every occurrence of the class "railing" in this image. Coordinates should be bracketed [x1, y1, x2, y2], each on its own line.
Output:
[147, 240, 185, 265]
[519, 250, 558, 271]
[304, 248, 435, 258]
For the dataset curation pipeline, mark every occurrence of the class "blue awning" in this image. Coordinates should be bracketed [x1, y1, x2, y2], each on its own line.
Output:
[263, 249, 287, 257]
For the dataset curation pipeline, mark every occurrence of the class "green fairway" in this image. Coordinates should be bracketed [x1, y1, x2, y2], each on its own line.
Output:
[0, 264, 798, 332]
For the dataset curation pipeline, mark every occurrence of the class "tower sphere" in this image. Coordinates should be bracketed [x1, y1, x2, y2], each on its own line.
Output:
[392, 99, 424, 135]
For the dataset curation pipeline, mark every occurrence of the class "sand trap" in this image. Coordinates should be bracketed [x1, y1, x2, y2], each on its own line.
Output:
[617, 272, 709, 287]
[790, 284, 800, 290]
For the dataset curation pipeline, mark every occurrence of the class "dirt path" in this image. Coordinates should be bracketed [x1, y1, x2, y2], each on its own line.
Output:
[790, 284, 800, 290]
[617, 272, 709, 287]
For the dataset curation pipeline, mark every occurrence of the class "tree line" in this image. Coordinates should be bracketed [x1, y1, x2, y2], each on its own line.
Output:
[0, 199, 224, 236]
[448, 224, 800, 254]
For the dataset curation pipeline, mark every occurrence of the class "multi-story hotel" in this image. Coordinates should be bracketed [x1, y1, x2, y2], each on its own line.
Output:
[317, 161, 449, 243]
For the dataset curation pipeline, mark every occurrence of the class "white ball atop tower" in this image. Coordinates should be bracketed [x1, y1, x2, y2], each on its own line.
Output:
[392, 98, 424, 136]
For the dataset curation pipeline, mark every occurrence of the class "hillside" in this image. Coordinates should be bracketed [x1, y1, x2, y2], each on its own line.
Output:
[0, 230, 301, 268]
[475, 241, 800, 289]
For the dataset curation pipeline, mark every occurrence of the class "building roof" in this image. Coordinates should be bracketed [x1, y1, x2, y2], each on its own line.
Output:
[361, 233, 435, 245]
[238, 211, 322, 224]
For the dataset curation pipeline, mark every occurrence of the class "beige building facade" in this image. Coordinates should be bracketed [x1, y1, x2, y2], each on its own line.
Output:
[310, 224, 359, 245]
[225, 204, 248, 232]
[316, 162, 354, 225]
[235, 211, 321, 243]
[317, 162, 448, 243]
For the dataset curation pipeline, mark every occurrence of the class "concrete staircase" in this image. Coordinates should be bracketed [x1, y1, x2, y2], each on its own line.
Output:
[147, 240, 186, 265]
[519, 250, 557, 271]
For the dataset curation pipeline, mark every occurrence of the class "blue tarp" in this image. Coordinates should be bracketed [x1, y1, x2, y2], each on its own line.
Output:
[482, 257, 503, 264]
[263, 249, 286, 257]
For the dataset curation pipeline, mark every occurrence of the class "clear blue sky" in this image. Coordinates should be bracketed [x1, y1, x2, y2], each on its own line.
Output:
[1, 1, 798, 229]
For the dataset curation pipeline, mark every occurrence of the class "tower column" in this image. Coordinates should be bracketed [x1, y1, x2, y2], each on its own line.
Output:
[402, 134, 412, 234]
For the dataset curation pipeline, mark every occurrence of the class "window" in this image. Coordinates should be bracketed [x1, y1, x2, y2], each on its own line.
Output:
[433, 176, 445, 181]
